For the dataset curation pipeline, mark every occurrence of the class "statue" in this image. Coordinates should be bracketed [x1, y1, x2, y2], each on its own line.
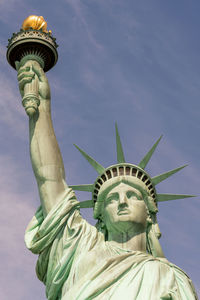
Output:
[7, 16, 198, 300]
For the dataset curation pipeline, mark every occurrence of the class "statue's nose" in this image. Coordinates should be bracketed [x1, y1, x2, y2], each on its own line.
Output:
[118, 194, 128, 207]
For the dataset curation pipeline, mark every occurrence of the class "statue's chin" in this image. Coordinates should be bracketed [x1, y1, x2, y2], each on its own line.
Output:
[106, 219, 146, 234]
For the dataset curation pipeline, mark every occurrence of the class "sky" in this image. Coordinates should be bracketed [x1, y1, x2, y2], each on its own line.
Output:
[0, 0, 200, 299]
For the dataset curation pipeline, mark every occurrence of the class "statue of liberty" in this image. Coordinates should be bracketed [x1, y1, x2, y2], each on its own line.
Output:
[8, 16, 198, 300]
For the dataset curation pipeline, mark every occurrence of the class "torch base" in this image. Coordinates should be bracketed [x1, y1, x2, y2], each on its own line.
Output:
[7, 29, 58, 72]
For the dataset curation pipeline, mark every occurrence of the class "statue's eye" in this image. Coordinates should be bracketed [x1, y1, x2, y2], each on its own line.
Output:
[106, 193, 119, 203]
[126, 191, 138, 199]
[126, 191, 135, 198]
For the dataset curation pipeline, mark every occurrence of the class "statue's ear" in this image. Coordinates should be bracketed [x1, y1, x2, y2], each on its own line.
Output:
[145, 196, 158, 213]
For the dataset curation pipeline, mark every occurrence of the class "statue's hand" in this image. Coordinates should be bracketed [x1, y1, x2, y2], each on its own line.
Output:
[17, 60, 50, 102]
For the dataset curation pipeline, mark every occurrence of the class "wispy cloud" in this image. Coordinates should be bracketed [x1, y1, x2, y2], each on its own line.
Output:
[65, 0, 103, 50]
[0, 153, 42, 299]
[0, 46, 27, 137]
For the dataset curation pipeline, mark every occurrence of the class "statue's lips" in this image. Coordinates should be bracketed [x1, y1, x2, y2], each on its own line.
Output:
[117, 209, 130, 215]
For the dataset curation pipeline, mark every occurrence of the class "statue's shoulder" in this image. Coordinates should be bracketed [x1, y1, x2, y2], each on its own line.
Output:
[143, 255, 191, 280]
[157, 258, 190, 278]
[142, 256, 197, 298]
[143, 255, 198, 300]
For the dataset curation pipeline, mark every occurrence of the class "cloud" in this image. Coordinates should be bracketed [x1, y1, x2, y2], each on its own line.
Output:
[0, 0, 26, 25]
[0, 153, 43, 299]
[0, 46, 27, 138]
[65, 0, 103, 50]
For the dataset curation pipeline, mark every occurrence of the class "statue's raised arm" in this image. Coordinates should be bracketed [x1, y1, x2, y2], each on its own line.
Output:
[18, 60, 66, 216]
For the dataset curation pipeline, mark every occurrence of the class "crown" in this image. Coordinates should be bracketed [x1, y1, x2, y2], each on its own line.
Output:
[69, 124, 194, 217]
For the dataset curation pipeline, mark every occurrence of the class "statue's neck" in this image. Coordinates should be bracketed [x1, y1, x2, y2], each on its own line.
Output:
[107, 230, 146, 252]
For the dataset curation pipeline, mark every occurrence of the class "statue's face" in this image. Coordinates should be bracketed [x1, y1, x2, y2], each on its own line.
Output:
[103, 182, 148, 233]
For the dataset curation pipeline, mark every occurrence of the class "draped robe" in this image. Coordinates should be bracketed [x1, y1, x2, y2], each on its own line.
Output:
[25, 188, 198, 300]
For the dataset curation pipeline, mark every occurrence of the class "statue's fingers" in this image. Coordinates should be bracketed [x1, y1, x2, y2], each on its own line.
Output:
[18, 76, 34, 90]
[18, 66, 31, 76]
[17, 72, 35, 82]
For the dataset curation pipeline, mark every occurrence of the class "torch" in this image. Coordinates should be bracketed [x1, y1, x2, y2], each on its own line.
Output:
[6, 15, 58, 116]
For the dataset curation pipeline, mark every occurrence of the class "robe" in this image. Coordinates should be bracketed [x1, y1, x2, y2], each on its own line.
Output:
[25, 188, 198, 300]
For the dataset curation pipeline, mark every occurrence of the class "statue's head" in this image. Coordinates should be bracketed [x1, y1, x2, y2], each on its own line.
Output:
[92, 163, 157, 221]
[94, 171, 161, 255]
[99, 180, 149, 234]
[70, 124, 193, 257]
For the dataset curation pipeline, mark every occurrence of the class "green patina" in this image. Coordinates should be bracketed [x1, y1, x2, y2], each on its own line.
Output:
[7, 19, 198, 300]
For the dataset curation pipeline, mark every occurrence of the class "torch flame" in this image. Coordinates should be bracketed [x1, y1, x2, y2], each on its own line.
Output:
[22, 15, 51, 34]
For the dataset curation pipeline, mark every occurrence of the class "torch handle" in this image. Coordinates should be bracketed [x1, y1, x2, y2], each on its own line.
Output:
[21, 60, 41, 117]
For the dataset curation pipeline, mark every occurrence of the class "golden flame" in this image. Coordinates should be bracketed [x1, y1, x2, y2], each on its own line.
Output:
[22, 15, 51, 34]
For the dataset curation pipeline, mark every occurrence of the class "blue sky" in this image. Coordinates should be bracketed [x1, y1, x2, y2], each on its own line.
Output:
[0, 0, 200, 299]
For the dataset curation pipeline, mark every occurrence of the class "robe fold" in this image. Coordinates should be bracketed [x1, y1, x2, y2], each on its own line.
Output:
[25, 188, 198, 300]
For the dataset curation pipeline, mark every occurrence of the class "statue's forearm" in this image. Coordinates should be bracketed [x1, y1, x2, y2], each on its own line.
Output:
[16, 59, 67, 216]
[29, 100, 67, 216]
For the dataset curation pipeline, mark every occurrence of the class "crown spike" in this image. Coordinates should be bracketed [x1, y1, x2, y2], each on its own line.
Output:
[157, 193, 195, 202]
[69, 184, 94, 192]
[152, 165, 187, 186]
[74, 144, 105, 175]
[138, 135, 162, 169]
[115, 123, 125, 163]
